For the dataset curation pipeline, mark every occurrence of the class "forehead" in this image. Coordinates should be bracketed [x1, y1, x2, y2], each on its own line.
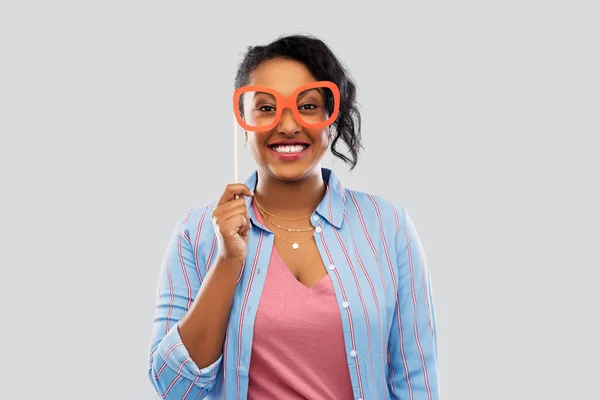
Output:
[248, 58, 317, 96]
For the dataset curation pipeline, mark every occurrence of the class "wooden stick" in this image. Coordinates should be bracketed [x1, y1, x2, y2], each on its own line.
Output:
[233, 115, 239, 199]
[233, 115, 239, 183]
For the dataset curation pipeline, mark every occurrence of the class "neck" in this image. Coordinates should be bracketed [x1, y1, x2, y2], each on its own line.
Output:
[254, 168, 326, 219]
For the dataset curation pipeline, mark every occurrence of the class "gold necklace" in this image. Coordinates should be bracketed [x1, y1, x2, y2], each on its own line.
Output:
[266, 216, 315, 232]
[254, 197, 314, 221]
[254, 198, 315, 250]
[263, 216, 315, 250]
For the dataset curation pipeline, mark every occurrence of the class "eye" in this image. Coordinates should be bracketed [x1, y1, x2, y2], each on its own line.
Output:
[299, 103, 319, 111]
[257, 105, 276, 112]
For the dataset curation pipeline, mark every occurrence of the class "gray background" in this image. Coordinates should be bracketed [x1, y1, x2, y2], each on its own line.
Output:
[1, 1, 598, 399]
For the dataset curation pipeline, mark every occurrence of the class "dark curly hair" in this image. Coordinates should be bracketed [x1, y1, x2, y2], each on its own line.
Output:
[234, 34, 362, 170]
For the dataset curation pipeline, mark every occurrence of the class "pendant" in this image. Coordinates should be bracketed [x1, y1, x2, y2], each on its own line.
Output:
[292, 242, 299, 250]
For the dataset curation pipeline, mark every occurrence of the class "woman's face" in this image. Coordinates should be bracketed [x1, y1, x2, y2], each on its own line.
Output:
[242, 58, 330, 182]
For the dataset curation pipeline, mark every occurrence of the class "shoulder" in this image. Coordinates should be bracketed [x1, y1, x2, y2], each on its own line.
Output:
[342, 187, 408, 234]
[171, 201, 218, 243]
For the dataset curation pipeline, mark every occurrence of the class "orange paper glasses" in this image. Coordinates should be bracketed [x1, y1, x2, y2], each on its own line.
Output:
[233, 81, 340, 132]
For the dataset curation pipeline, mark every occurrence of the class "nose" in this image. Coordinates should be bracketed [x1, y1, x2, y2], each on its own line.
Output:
[277, 107, 301, 135]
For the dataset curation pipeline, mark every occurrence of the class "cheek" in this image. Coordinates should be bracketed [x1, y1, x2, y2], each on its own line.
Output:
[247, 133, 269, 159]
[311, 129, 330, 152]
[248, 133, 267, 149]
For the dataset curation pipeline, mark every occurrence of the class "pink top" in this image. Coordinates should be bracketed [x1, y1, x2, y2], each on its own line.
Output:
[247, 202, 354, 399]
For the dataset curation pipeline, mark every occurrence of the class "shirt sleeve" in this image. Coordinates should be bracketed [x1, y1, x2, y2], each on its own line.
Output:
[388, 206, 440, 400]
[147, 210, 222, 399]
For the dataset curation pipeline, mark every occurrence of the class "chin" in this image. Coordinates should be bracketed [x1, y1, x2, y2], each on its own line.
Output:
[267, 163, 315, 182]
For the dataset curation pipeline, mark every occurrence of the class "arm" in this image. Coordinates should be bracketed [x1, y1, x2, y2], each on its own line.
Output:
[388, 206, 439, 400]
[147, 211, 239, 399]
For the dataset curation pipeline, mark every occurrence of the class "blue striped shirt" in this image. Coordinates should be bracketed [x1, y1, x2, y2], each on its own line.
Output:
[148, 168, 439, 399]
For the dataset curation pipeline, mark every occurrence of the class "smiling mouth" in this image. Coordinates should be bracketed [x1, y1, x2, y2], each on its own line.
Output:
[268, 143, 309, 153]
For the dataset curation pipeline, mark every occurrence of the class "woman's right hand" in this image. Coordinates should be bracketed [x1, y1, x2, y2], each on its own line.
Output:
[211, 183, 254, 267]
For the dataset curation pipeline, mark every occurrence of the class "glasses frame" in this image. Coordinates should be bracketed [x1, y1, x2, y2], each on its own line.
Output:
[233, 81, 340, 132]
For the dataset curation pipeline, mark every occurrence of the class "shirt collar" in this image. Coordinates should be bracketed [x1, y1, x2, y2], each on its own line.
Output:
[243, 167, 345, 230]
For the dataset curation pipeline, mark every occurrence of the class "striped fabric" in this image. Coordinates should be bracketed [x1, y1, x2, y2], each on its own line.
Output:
[148, 168, 439, 400]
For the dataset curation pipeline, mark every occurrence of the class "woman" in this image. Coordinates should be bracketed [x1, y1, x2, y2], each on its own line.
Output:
[148, 34, 439, 400]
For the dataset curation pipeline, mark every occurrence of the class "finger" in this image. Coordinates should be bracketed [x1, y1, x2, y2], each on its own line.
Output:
[239, 215, 248, 233]
[212, 198, 247, 217]
[239, 211, 251, 237]
[240, 219, 250, 240]
[221, 204, 250, 222]
[220, 206, 249, 236]
[222, 214, 248, 237]
[217, 184, 254, 206]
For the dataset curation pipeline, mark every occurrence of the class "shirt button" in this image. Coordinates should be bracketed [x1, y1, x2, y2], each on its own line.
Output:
[315, 226, 322, 234]
[342, 301, 349, 308]
[328, 264, 336, 270]
[313, 215, 319, 221]
[350, 350, 357, 357]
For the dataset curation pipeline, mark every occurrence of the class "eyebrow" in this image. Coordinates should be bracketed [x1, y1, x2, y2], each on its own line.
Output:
[245, 87, 324, 102]
[297, 88, 324, 98]
[250, 91, 276, 100]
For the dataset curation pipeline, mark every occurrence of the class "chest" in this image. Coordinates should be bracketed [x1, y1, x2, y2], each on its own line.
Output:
[227, 223, 401, 384]
[274, 237, 328, 288]
[234, 217, 401, 339]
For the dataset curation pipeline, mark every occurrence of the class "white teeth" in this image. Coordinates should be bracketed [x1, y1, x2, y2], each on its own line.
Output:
[272, 144, 307, 153]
